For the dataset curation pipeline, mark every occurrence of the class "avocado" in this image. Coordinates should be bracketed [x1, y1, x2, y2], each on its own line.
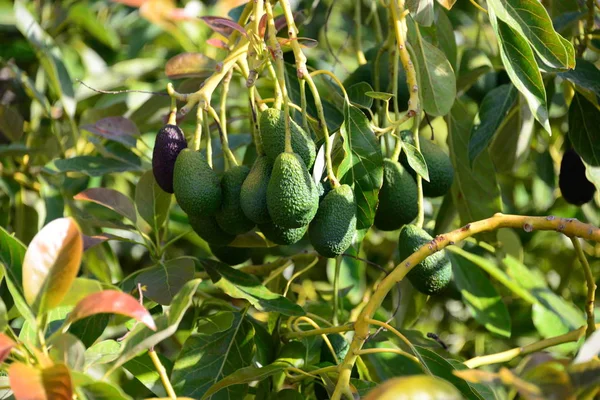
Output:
[152, 124, 187, 193]
[260, 108, 316, 169]
[398, 225, 452, 295]
[400, 134, 454, 198]
[188, 213, 235, 246]
[215, 165, 256, 235]
[374, 159, 418, 231]
[309, 184, 357, 258]
[240, 156, 273, 224]
[267, 152, 319, 228]
[173, 149, 221, 216]
[559, 148, 596, 205]
[259, 221, 307, 245]
[209, 244, 251, 266]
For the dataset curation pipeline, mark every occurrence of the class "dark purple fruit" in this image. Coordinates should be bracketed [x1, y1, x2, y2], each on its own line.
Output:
[152, 124, 187, 193]
[559, 149, 596, 206]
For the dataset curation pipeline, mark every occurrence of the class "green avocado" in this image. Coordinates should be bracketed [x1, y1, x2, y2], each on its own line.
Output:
[259, 221, 307, 245]
[260, 108, 316, 169]
[173, 149, 221, 216]
[215, 165, 256, 235]
[240, 155, 273, 224]
[374, 159, 418, 231]
[267, 152, 319, 228]
[209, 244, 251, 266]
[398, 225, 452, 295]
[309, 184, 357, 258]
[188, 213, 235, 246]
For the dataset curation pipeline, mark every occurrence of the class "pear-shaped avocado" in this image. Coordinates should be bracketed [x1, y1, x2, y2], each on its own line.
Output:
[559, 148, 596, 205]
[240, 156, 273, 224]
[209, 244, 251, 266]
[267, 152, 319, 228]
[374, 159, 418, 231]
[398, 225, 452, 295]
[260, 108, 316, 169]
[173, 149, 221, 216]
[188, 213, 235, 246]
[152, 124, 187, 193]
[215, 165, 255, 235]
[363, 375, 462, 400]
[309, 184, 357, 258]
[259, 221, 307, 245]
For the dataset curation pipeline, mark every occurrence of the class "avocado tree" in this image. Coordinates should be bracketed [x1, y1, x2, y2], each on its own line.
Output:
[1, 0, 600, 398]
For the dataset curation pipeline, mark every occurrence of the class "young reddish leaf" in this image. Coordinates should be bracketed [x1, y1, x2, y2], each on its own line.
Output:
[274, 11, 306, 33]
[436, 0, 457, 9]
[200, 16, 247, 37]
[165, 52, 216, 79]
[0, 333, 16, 362]
[22, 218, 83, 313]
[9, 362, 73, 400]
[206, 38, 228, 49]
[74, 188, 137, 223]
[258, 14, 267, 38]
[80, 116, 139, 147]
[277, 37, 318, 50]
[68, 290, 156, 331]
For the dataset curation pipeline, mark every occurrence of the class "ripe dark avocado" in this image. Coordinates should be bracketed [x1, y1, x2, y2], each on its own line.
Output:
[559, 148, 596, 205]
[152, 124, 187, 193]
[374, 159, 418, 231]
[188, 213, 235, 246]
[363, 375, 462, 400]
[209, 244, 251, 266]
[267, 152, 319, 228]
[309, 184, 357, 258]
[259, 221, 307, 245]
[259, 108, 316, 169]
[400, 134, 454, 198]
[215, 165, 256, 235]
[398, 225, 452, 295]
[240, 156, 272, 224]
[173, 149, 221, 216]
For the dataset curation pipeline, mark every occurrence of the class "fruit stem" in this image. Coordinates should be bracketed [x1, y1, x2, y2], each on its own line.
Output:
[249, 87, 265, 156]
[207, 106, 238, 167]
[192, 105, 203, 152]
[166, 83, 177, 125]
[333, 255, 342, 326]
[571, 237, 597, 337]
[203, 109, 213, 168]
[267, 61, 284, 110]
[412, 113, 425, 229]
[331, 214, 600, 400]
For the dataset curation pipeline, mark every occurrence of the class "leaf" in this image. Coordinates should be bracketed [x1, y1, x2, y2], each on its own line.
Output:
[449, 253, 511, 337]
[407, 0, 434, 26]
[487, 0, 575, 70]
[365, 91, 394, 101]
[0, 333, 16, 363]
[0, 264, 36, 324]
[489, 9, 550, 133]
[436, 0, 457, 9]
[165, 52, 217, 79]
[568, 359, 600, 390]
[457, 49, 493, 94]
[200, 16, 247, 37]
[84, 340, 122, 369]
[334, 103, 384, 230]
[23, 217, 83, 313]
[135, 170, 172, 232]
[346, 82, 374, 109]
[69, 4, 120, 49]
[48, 333, 86, 371]
[559, 59, 600, 99]
[122, 352, 174, 397]
[0, 105, 24, 141]
[0, 298, 6, 333]
[45, 156, 142, 176]
[171, 311, 255, 398]
[574, 330, 600, 364]
[568, 92, 600, 166]
[9, 363, 73, 400]
[80, 381, 134, 400]
[400, 132, 429, 181]
[75, 188, 137, 223]
[70, 314, 110, 349]
[135, 257, 195, 305]
[0, 225, 26, 286]
[468, 85, 518, 166]
[200, 259, 305, 316]
[81, 116, 139, 147]
[68, 290, 156, 331]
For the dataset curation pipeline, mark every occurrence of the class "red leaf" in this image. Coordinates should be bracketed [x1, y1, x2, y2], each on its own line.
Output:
[9, 363, 72, 400]
[0, 334, 15, 362]
[74, 188, 137, 223]
[206, 38, 229, 49]
[68, 290, 156, 331]
[200, 16, 247, 37]
[165, 52, 216, 79]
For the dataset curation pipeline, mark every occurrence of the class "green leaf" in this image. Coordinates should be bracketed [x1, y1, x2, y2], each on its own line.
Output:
[171, 311, 255, 399]
[0, 105, 24, 142]
[365, 91, 394, 101]
[0, 298, 7, 333]
[449, 253, 511, 337]
[200, 259, 305, 316]
[48, 333, 86, 371]
[406, 0, 434, 26]
[468, 85, 518, 166]
[487, 0, 575, 70]
[81, 116, 139, 148]
[347, 82, 374, 109]
[75, 188, 137, 223]
[134, 257, 195, 305]
[84, 340, 122, 369]
[135, 170, 172, 232]
[79, 381, 134, 400]
[559, 59, 600, 100]
[568, 92, 600, 166]
[69, 4, 120, 49]
[0, 225, 26, 287]
[489, 10, 550, 133]
[70, 314, 110, 348]
[0, 264, 36, 324]
[45, 156, 142, 176]
[59, 277, 103, 307]
[400, 132, 430, 181]
[457, 49, 493, 94]
[123, 352, 173, 397]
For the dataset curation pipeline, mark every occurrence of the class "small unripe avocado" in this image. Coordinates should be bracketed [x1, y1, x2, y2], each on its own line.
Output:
[309, 184, 357, 258]
[152, 124, 187, 193]
[363, 375, 462, 400]
[267, 152, 319, 228]
[374, 159, 418, 231]
[240, 156, 273, 224]
[209, 244, 251, 266]
[216, 165, 256, 235]
[400, 135, 454, 198]
[559, 148, 596, 205]
[188, 213, 235, 246]
[398, 225, 452, 295]
[173, 149, 221, 216]
[260, 108, 316, 169]
[259, 221, 307, 245]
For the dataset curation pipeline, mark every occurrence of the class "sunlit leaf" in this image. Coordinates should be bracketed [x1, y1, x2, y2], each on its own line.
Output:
[135, 171, 171, 232]
[9, 362, 73, 400]
[436, 0, 457, 10]
[407, 0, 434, 26]
[84, 340, 122, 369]
[48, 333, 86, 371]
[135, 257, 195, 305]
[0, 226, 26, 286]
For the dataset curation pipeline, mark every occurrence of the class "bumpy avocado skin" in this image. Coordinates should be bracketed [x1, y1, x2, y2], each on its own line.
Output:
[216, 165, 255, 235]
[173, 149, 221, 216]
[260, 108, 316, 169]
[188, 213, 235, 246]
[398, 225, 452, 295]
[209, 244, 251, 266]
[374, 159, 418, 231]
[309, 184, 357, 258]
[152, 124, 187, 193]
[559, 148, 596, 205]
[267, 152, 319, 228]
[400, 136, 454, 198]
[259, 221, 307, 245]
[240, 156, 273, 224]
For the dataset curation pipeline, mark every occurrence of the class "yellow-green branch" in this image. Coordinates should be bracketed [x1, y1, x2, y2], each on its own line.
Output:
[571, 237, 597, 337]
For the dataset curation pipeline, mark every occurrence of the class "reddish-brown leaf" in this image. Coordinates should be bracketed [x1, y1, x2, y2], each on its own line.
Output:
[0, 333, 15, 362]
[273, 11, 306, 33]
[436, 0, 457, 10]
[9, 363, 72, 400]
[74, 188, 137, 223]
[200, 16, 246, 37]
[68, 290, 156, 331]
[80, 116, 139, 147]
[165, 52, 216, 79]
[206, 38, 228, 49]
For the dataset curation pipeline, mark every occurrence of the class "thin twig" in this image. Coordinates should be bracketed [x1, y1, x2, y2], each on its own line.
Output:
[77, 80, 169, 96]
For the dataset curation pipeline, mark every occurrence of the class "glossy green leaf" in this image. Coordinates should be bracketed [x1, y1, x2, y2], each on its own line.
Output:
[0, 264, 36, 324]
[135, 257, 195, 305]
[122, 352, 174, 398]
[79, 381, 134, 400]
[59, 277, 103, 307]
[365, 91, 394, 101]
[407, 0, 434, 26]
[70, 314, 110, 348]
[559, 59, 600, 99]
[84, 340, 122, 369]
[400, 132, 430, 181]
[347, 82, 374, 109]
[135, 170, 172, 232]
[568, 92, 600, 166]
[0, 226, 26, 286]
[81, 116, 139, 148]
[45, 156, 143, 176]
[457, 49, 493, 94]
[75, 188, 137, 223]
